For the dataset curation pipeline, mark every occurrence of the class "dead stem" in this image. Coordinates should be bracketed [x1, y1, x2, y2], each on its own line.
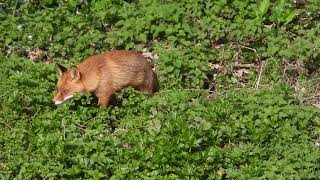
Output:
[1, 121, 12, 129]
[255, 60, 267, 89]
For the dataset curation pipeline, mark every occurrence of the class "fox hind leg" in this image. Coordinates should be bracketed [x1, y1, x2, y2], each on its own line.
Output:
[137, 69, 159, 95]
[137, 84, 153, 95]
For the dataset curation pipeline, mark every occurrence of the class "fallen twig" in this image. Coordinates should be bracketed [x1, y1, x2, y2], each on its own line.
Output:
[255, 60, 267, 89]
[237, 44, 257, 53]
[233, 62, 255, 69]
[61, 121, 66, 140]
[0, 121, 12, 129]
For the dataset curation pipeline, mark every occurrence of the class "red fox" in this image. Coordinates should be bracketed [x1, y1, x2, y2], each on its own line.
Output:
[52, 50, 159, 107]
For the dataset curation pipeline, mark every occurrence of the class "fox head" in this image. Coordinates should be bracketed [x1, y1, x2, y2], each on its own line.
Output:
[52, 64, 85, 105]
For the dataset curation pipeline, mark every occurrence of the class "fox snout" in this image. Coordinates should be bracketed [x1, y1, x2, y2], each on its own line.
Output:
[52, 94, 74, 105]
[53, 63, 85, 106]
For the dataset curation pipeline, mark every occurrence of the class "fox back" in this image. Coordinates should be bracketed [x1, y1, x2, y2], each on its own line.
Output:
[53, 50, 159, 106]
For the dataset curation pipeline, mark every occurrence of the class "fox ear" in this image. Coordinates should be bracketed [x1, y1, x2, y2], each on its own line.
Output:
[56, 63, 67, 76]
[70, 66, 80, 81]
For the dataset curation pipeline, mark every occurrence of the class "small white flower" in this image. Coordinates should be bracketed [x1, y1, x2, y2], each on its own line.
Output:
[315, 137, 320, 147]
[27, 35, 33, 40]
[17, 25, 23, 31]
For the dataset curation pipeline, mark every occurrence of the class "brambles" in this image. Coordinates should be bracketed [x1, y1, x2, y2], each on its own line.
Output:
[1, 0, 320, 179]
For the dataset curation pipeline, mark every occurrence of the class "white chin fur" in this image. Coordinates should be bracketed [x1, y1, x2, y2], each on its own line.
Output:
[54, 95, 74, 105]
[54, 101, 63, 105]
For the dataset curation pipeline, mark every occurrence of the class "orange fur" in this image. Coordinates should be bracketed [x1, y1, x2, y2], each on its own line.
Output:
[52, 50, 159, 107]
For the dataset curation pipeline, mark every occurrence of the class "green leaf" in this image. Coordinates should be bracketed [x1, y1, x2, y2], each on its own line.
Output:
[284, 9, 296, 25]
[257, 0, 270, 17]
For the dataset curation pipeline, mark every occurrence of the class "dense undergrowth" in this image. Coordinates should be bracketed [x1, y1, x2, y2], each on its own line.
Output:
[1, 57, 320, 179]
[1, 0, 320, 179]
[1, 0, 320, 89]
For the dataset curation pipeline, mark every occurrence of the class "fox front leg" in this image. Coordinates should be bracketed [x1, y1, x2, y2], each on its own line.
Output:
[96, 88, 114, 107]
[97, 97, 110, 107]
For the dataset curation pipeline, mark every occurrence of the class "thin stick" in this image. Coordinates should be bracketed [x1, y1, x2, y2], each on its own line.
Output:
[0, 92, 7, 98]
[234, 62, 255, 68]
[0, 121, 12, 129]
[13, 1, 18, 17]
[237, 44, 257, 53]
[82, 116, 97, 126]
[233, 43, 261, 61]
[155, 89, 210, 94]
[61, 121, 66, 140]
[255, 60, 267, 89]
[303, 92, 320, 100]
[269, 54, 279, 66]
[299, 78, 320, 85]
[74, 122, 93, 141]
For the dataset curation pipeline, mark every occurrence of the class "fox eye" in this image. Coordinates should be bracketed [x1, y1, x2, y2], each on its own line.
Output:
[62, 89, 69, 94]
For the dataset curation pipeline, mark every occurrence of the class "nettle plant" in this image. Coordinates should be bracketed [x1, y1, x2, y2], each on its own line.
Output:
[2, 0, 320, 90]
[156, 46, 216, 88]
[1, 0, 320, 176]
[1, 57, 320, 179]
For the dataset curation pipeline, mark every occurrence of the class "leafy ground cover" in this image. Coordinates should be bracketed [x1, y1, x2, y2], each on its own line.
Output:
[1, 0, 320, 179]
[1, 57, 320, 179]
